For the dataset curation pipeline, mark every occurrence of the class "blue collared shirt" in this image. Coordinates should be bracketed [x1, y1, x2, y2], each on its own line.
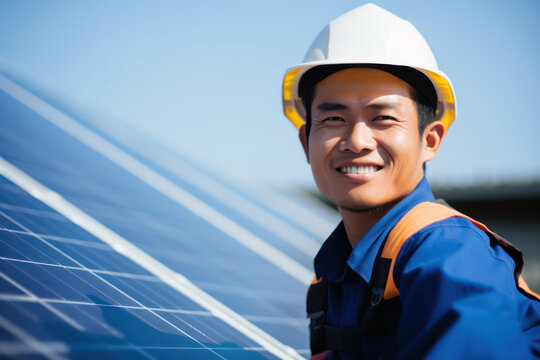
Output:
[314, 177, 540, 359]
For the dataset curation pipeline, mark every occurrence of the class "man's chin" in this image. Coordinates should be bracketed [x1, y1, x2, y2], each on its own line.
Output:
[338, 203, 383, 213]
[335, 197, 401, 214]
[335, 197, 384, 213]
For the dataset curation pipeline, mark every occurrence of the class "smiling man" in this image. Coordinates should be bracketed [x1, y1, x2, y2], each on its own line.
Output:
[282, 4, 540, 360]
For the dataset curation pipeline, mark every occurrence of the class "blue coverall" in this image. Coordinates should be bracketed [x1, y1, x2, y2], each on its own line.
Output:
[314, 177, 540, 359]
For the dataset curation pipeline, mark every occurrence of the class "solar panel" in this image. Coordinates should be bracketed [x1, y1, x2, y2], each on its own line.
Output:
[0, 172, 287, 360]
[0, 71, 335, 358]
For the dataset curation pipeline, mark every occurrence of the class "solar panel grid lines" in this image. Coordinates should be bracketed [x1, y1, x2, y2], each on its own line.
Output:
[0, 291, 213, 319]
[0, 270, 86, 332]
[0, 73, 313, 286]
[0, 152, 308, 324]
[0, 315, 68, 360]
[0, 157, 305, 360]
[0, 194, 292, 360]
[0, 206, 236, 359]
[0, 225, 207, 315]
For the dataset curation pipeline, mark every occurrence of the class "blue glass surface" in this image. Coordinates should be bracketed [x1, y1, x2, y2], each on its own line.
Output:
[0, 180, 281, 358]
[0, 72, 311, 357]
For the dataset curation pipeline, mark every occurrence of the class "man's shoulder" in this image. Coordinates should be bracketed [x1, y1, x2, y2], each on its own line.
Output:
[399, 215, 491, 258]
[393, 214, 517, 288]
[416, 214, 488, 237]
[387, 202, 491, 261]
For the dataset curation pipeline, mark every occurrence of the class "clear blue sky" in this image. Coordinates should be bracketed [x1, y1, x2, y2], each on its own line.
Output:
[1, 0, 539, 188]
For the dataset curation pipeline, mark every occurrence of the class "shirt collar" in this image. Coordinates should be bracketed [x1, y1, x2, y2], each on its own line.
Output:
[314, 177, 435, 284]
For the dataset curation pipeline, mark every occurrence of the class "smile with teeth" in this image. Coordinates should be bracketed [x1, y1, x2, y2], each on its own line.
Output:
[339, 165, 381, 174]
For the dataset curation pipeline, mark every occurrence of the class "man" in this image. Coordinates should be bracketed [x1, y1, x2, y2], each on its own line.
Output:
[281, 4, 540, 359]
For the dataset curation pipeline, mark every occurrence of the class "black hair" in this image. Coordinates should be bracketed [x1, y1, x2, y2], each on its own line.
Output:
[299, 64, 437, 139]
[413, 88, 437, 136]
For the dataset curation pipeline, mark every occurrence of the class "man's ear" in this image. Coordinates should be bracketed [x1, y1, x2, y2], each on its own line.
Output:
[422, 121, 445, 163]
[298, 125, 310, 164]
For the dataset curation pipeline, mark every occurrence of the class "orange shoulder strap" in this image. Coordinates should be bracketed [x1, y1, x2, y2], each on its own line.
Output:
[380, 201, 540, 301]
[381, 202, 458, 299]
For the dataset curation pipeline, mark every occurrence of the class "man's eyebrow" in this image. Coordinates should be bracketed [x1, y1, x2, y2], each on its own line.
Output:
[315, 102, 348, 111]
[366, 99, 402, 110]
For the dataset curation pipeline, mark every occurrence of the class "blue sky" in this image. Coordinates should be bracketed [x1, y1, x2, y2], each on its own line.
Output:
[1, 0, 539, 188]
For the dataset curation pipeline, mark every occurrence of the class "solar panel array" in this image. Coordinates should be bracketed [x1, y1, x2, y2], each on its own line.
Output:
[0, 71, 340, 359]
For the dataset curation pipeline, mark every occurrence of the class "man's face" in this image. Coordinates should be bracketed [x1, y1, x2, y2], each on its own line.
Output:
[300, 68, 432, 212]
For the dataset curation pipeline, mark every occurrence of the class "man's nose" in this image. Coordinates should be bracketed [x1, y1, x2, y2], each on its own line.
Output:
[338, 122, 376, 153]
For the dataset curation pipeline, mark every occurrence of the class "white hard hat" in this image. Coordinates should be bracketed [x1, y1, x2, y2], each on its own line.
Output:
[282, 3, 456, 132]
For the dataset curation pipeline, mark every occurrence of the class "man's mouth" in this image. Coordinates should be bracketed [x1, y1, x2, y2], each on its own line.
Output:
[338, 165, 382, 174]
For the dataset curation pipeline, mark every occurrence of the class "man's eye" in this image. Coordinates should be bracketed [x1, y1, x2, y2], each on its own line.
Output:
[323, 116, 345, 122]
[373, 115, 396, 122]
